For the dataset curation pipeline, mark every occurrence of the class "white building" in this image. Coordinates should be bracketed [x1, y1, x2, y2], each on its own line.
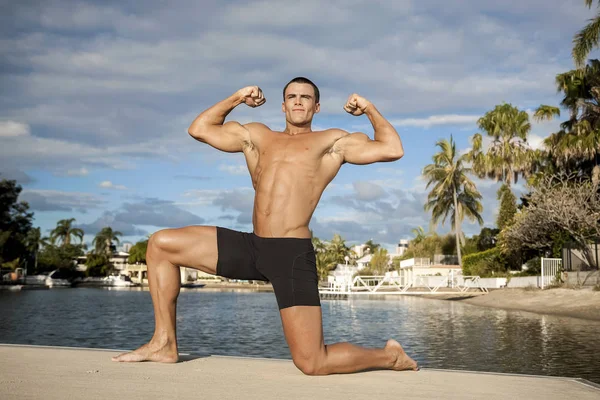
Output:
[396, 239, 409, 256]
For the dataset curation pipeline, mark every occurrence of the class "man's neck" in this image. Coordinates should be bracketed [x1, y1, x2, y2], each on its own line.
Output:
[283, 123, 312, 135]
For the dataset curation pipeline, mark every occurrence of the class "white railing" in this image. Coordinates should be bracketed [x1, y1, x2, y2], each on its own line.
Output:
[399, 258, 431, 268]
[457, 276, 488, 293]
[541, 258, 562, 289]
[319, 273, 487, 295]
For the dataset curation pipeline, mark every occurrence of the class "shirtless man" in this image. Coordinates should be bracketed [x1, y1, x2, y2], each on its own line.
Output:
[112, 77, 418, 375]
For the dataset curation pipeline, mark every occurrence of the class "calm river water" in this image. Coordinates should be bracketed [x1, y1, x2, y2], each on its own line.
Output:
[1, 288, 599, 383]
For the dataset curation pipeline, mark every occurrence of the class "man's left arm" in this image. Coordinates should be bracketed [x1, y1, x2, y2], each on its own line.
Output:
[333, 94, 404, 165]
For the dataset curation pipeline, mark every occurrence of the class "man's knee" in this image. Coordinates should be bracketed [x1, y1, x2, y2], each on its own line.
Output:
[147, 229, 175, 255]
[292, 350, 323, 376]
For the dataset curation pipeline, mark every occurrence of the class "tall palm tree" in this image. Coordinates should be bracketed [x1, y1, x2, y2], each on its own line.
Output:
[25, 227, 49, 273]
[573, 0, 600, 68]
[50, 218, 84, 247]
[423, 135, 484, 266]
[533, 61, 600, 179]
[92, 227, 123, 256]
[468, 103, 532, 188]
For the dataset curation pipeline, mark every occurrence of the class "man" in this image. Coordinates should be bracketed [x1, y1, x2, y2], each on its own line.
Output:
[112, 77, 418, 375]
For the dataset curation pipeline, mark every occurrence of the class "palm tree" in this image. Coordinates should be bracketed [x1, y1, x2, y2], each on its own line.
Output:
[316, 252, 337, 281]
[423, 135, 484, 266]
[363, 239, 380, 254]
[410, 226, 427, 245]
[533, 61, 600, 180]
[573, 0, 600, 68]
[468, 103, 532, 188]
[25, 227, 49, 273]
[328, 234, 351, 265]
[50, 218, 84, 247]
[310, 233, 327, 254]
[92, 227, 123, 256]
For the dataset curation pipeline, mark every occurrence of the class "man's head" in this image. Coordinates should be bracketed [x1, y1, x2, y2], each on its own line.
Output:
[282, 77, 320, 127]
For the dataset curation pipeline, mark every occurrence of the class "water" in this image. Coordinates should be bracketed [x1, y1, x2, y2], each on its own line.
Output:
[1, 288, 599, 383]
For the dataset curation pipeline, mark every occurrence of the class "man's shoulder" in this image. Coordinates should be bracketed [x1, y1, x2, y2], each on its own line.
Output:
[243, 122, 272, 132]
[319, 128, 350, 139]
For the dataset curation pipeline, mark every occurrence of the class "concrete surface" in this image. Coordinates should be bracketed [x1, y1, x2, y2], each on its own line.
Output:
[1, 344, 599, 400]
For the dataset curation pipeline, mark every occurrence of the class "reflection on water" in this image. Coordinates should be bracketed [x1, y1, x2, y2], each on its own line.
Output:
[1, 289, 599, 383]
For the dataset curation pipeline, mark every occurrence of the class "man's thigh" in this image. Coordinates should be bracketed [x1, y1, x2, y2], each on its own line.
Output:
[280, 306, 325, 359]
[152, 225, 219, 275]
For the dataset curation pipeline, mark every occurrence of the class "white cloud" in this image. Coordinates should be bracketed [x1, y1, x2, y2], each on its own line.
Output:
[20, 189, 106, 212]
[219, 164, 247, 176]
[99, 181, 127, 190]
[0, 121, 30, 137]
[390, 115, 479, 128]
[66, 167, 89, 176]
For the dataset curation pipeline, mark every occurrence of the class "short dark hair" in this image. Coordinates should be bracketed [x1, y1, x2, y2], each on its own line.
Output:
[283, 77, 320, 103]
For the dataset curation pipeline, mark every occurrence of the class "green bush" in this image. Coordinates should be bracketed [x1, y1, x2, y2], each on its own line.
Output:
[462, 247, 505, 276]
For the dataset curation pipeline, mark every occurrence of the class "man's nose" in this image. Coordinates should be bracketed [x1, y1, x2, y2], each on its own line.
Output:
[294, 96, 302, 104]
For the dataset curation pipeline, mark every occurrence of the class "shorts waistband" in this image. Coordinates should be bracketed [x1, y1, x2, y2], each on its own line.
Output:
[251, 232, 312, 241]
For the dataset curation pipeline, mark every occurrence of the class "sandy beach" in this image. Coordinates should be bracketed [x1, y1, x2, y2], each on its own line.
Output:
[425, 288, 600, 321]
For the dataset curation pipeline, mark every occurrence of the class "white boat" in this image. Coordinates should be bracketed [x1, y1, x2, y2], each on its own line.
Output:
[45, 270, 72, 288]
[103, 275, 140, 287]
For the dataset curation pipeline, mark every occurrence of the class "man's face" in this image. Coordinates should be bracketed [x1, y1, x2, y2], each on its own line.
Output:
[282, 82, 320, 125]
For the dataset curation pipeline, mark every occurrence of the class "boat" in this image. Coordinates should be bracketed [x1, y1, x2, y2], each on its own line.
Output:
[181, 282, 206, 289]
[103, 275, 140, 287]
[45, 270, 72, 288]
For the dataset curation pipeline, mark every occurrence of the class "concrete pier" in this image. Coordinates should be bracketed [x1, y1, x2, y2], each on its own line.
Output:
[1, 344, 598, 400]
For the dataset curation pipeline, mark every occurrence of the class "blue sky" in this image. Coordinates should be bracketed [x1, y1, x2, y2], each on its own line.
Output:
[0, 0, 593, 251]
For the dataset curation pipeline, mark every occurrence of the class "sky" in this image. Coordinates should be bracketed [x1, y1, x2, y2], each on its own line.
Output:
[0, 0, 594, 252]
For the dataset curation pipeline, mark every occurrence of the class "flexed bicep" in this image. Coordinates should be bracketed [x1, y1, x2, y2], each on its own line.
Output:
[334, 132, 403, 165]
[189, 121, 251, 153]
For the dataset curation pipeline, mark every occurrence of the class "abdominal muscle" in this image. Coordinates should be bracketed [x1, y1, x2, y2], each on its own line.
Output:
[251, 161, 323, 238]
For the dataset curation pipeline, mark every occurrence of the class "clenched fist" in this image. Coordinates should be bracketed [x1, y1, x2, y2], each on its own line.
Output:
[344, 94, 370, 116]
[236, 86, 266, 108]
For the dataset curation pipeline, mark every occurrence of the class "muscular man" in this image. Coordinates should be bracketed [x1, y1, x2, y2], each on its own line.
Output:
[112, 77, 418, 375]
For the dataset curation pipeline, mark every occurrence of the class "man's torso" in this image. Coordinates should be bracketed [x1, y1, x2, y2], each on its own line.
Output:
[242, 123, 347, 238]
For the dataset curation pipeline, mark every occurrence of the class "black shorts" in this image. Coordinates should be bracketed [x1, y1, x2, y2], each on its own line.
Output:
[216, 227, 321, 310]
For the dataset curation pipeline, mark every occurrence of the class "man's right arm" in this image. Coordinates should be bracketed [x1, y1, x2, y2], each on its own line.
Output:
[187, 86, 265, 153]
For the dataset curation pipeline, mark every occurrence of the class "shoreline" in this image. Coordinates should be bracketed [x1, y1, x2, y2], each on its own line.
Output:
[5, 281, 599, 322]
[420, 287, 600, 322]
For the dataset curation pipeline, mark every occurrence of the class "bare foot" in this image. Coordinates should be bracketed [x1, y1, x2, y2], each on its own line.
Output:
[385, 339, 419, 371]
[112, 340, 178, 363]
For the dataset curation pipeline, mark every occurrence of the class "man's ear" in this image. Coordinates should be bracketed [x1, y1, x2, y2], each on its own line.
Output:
[315, 103, 321, 113]
[282, 102, 285, 113]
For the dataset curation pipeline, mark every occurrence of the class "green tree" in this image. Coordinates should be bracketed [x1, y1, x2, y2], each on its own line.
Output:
[0, 179, 33, 269]
[468, 103, 532, 188]
[93, 227, 123, 256]
[477, 227, 500, 251]
[311, 233, 327, 254]
[128, 239, 148, 264]
[410, 226, 427, 245]
[367, 248, 390, 275]
[316, 251, 337, 281]
[85, 253, 112, 277]
[573, 0, 600, 68]
[50, 218, 84, 247]
[37, 243, 84, 273]
[532, 61, 600, 182]
[496, 184, 517, 231]
[25, 227, 49, 273]
[327, 233, 351, 266]
[364, 239, 380, 254]
[423, 135, 484, 266]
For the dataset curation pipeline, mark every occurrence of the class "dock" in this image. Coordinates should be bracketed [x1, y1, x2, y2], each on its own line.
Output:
[1, 345, 598, 399]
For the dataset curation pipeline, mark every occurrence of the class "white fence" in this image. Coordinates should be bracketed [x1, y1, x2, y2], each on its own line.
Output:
[541, 258, 562, 289]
